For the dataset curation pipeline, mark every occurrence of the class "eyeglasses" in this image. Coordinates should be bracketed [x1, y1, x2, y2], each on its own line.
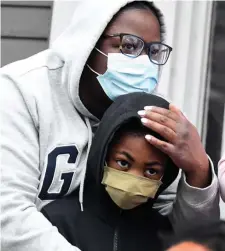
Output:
[103, 33, 172, 65]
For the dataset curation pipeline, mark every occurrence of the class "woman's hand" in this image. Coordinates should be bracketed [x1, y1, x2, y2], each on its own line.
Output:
[138, 104, 210, 188]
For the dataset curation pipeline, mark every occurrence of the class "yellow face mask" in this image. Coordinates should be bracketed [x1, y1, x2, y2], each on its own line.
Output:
[101, 167, 162, 210]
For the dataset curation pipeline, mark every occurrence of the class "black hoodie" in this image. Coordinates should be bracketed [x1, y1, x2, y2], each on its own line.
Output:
[42, 93, 179, 251]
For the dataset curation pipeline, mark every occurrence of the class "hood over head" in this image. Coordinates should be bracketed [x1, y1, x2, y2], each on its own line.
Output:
[87, 92, 179, 203]
[50, 0, 165, 122]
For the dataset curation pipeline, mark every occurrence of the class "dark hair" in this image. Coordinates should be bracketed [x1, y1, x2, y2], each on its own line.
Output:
[164, 220, 225, 251]
[111, 1, 166, 41]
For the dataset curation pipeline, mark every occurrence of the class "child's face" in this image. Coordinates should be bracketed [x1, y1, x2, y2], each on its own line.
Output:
[107, 133, 167, 180]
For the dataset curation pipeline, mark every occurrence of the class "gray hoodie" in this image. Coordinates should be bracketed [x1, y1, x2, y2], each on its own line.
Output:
[0, 1, 219, 251]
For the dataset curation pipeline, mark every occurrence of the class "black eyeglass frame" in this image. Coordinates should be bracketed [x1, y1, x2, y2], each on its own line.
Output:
[103, 33, 173, 65]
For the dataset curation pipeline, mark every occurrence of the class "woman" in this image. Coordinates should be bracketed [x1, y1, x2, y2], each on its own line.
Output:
[0, 1, 219, 251]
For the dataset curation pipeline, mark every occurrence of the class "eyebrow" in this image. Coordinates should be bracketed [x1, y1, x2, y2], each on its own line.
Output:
[145, 161, 164, 167]
[115, 151, 134, 162]
[115, 151, 164, 167]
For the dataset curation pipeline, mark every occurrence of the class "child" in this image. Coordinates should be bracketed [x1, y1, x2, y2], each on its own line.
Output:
[41, 93, 179, 251]
[218, 157, 225, 201]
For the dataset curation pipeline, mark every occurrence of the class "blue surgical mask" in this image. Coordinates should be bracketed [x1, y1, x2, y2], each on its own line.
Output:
[87, 48, 159, 101]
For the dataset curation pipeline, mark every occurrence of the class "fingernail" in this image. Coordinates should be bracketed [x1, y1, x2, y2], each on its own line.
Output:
[144, 106, 154, 111]
[145, 135, 152, 141]
[137, 110, 146, 116]
[141, 118, 148, 124]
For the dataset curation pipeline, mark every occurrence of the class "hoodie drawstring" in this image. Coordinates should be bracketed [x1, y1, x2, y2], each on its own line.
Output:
[79, 117, 93, 211]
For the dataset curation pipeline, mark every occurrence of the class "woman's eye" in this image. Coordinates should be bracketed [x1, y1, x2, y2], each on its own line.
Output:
[151, 49, 159, 56]
[122, 43, 136, 51]
[116, 160, 129, 169]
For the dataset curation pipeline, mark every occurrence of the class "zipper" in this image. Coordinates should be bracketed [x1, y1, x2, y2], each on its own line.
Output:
[113, 210, 122, 251]
[113, 228, 119, 251]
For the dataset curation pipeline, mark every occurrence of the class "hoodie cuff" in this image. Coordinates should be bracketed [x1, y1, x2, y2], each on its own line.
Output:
[180, 156, 218, 206]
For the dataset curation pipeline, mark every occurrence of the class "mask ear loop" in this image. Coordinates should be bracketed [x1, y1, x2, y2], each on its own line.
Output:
[158, 160, 168, 183]
[86, 47, 108, 76]
[87, 64, 100, 76]
[95, 47, 108, 57]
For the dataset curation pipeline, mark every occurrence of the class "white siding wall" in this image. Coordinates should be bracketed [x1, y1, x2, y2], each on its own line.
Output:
[1, 1, 53, 66]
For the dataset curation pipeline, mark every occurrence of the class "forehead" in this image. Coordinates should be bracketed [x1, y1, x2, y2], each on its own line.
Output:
[112, 133, 167, 162]
[105, 9, 161, 42]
